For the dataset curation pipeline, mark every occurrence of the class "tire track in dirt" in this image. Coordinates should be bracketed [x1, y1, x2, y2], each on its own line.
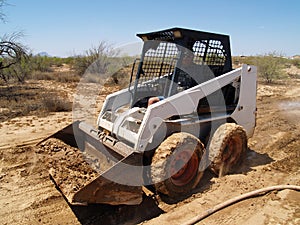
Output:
[0, 146, 80, 225]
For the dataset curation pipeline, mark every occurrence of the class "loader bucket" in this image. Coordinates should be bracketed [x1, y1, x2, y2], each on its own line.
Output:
[38, 121, 143, 205]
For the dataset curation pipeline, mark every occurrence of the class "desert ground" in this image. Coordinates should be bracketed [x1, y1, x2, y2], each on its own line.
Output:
[0, 69, 299, 224]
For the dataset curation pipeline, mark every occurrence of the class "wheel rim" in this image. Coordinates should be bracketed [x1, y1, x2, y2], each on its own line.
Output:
[170, 149, 199, 186]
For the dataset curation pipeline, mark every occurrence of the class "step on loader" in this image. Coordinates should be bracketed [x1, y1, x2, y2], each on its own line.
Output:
[38, 28, 257, 205]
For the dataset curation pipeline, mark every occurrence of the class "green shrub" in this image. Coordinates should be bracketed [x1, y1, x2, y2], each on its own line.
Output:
[291, 58, 300, 68]
[254, 53, 285, 83]
[0, 56, 32, 83]
[233, 53, 286, 83]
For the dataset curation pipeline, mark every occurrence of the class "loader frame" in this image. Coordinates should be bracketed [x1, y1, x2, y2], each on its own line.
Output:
[97, 64, 256, 154]
[43, 28, 257, 206]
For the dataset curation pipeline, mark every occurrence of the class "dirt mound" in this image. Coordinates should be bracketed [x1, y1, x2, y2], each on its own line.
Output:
[0, 145, 80, 225]
[37, 138, 100, 200]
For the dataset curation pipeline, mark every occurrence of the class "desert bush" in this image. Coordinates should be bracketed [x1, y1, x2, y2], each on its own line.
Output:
[29, 55, 53, 72]
[104, 64, 134, 88]
[41, 93, 72, 112]
[0, 83, 73, 121]
[26, 55, 82, 83]
[30, 71, 54, 80]
[0, 56, 31, 82]
[50, 57, 64, 67]
[254, 52, 286, 83]
[71, 56, 91, 76]
[0, 55, 75, 83]
[291, 58, 300, 68]
[30, 71, 80, 83]
[233, 53, 286, 83]
[120, 55, 135, 67]
[71, 41, 120, 77]
[55, 72, 80, 83]
[0, 33, 29, 82]
[0, 84, 40, 121]
[0, 2, 29, 83]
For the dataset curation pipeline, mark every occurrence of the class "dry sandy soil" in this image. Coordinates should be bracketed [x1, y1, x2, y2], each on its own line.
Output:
[0, 78, 300, 224]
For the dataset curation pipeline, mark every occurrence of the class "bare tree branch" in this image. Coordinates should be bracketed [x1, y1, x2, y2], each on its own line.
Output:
[72, 41, 119, 76]
[0, 32, 28, 82]
[0, 32, 28, 69]
[0, 0, 7, 23]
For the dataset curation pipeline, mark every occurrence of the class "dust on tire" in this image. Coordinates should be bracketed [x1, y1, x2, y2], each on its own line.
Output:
[151, 132, 206, 197]
[209, 123, 247, 177]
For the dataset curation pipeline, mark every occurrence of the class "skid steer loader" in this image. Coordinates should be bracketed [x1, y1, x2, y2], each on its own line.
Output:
[39, 28, 257, 206]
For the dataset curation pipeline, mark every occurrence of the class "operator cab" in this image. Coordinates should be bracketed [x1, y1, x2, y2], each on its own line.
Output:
[130, 27, 237, 113]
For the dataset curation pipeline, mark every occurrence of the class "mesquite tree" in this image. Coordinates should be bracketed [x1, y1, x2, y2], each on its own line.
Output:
[0, 0, 28, 82]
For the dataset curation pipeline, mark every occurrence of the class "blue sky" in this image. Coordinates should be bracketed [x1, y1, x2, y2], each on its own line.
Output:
[1, 0, 299, 57]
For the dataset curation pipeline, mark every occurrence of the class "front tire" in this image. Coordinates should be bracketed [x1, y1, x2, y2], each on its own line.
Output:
[151, 132, 205, 197]
[209, 123, 247, 177]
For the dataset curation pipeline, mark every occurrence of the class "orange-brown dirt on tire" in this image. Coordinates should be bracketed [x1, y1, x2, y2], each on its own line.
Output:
[151, 132, 206, 197]
[208, 123, 248, 177]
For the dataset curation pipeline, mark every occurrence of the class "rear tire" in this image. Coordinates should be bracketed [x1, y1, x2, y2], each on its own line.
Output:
[209, 123, 247, 177]
[151, 132, 205, 197]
